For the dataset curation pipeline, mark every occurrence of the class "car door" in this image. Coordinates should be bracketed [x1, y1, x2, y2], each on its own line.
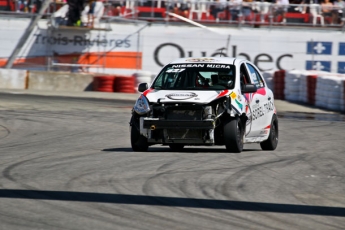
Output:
[244, 62, 268, 138]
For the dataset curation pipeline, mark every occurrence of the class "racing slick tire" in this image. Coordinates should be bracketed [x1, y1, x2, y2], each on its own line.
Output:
[169, 144, 185, 151]
[224, 117, 244, 153]
[260, 114, 279, 151]
[131, 125, 148, 152]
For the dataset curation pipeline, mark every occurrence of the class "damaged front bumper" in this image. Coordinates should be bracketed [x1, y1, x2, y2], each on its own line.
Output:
[140, 117, 216, 145]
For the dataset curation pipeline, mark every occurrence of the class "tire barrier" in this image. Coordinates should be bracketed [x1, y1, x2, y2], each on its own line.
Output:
[273, 69, 285, 100]
[269, 69, 345, 112]
[114, 76, 136, 93]
[284, 70, 301, 102]
[133, 71, 153, 92]
[342, 81, 345, 112]
[298, 72, 309, 104]
[315, 75, 345, 111]
[93, 75, 116, 92]
[262, 70, 275, 94]
[307, 74, 318, 106]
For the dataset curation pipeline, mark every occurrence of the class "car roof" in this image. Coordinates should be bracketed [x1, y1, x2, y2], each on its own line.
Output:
[168, 57, 246, 65]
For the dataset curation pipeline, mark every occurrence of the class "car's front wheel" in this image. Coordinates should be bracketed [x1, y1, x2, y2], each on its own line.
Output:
[260, 114, 278, 151]
[130, 124, 148, 152]
[224, 117, 244, 153]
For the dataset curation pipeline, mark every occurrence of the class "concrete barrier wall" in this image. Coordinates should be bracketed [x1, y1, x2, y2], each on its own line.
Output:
[28, 71, 94, 92]
[0, 69, 27, 89]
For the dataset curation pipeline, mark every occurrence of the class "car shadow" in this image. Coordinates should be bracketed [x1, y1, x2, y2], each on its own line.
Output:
[0, 189, 344, 217]
[102, 147, 261, 153]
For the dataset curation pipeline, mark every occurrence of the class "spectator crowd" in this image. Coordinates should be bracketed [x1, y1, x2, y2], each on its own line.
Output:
[1, 0, 344, 26]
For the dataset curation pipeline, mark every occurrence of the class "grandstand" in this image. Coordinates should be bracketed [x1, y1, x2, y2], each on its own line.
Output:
[0, 0, 344, 29]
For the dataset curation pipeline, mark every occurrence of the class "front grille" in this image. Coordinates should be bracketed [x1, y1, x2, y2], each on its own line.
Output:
[166, 109, 202, 120]
[167, 129, 202, 139]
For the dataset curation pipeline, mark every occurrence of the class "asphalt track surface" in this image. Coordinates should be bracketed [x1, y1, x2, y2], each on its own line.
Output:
[0, 93, 345, 230]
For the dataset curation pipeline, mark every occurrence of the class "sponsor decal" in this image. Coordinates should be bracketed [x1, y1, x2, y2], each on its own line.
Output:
[206, 64, 231, 69]
[252, 106, 265, 121]
[166, 92, 198, 100]
[186, 58, 217, 62]
[338, 62, 345, 74]
[166, 68, 186, 72]
[216, 90, 229, 98]
[306, 41, 332, 55]
[306, 61, 331, 72]
[170, 64, 231, 69]
[171, 64, 204, 68]
[256, 87, 267, 96]
[263, 101, 274, 113]
[143, 88, 154, 96]
[230, 92, 237, 100]
[237, 94, 242, 102]
[34, 34, 131, 48]
[234, 99, 243, 110]
[260, 130, 269, 135]
[252, 102, 273, 121]
[339, 43, 345, 55]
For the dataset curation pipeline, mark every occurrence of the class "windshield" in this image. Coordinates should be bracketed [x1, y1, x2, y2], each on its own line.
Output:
[152, 64, 236, 90]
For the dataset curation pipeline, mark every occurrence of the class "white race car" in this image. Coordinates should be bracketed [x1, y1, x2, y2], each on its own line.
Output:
[130, 57, 278, 153]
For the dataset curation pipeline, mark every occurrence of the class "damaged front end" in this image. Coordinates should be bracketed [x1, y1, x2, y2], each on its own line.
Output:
[132, 96, 231, 146]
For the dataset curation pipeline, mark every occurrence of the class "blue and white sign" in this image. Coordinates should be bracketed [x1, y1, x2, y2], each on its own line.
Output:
[306, 42, 332, 55]
[306, 61, 331, 72]
[338, 43, 345, 56]
[338, 62, 345, 74]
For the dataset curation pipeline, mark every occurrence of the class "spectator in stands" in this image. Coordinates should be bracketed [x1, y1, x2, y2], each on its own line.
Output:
[15, 0, 28, 12]
[242, 0, 253, 20]
[210, 0, 227, 21]
[87, 0, 96, 27]
[273, 0, 289, 23]
[108, 0, 123, 16]
[332, 0, 345, 24]
[229, 0, 243, 21]
[321, 0, 334, 23]
[168, 0, 189, 18]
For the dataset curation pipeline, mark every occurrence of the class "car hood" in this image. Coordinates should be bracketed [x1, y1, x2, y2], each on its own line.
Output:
[142, 89, 230, 104]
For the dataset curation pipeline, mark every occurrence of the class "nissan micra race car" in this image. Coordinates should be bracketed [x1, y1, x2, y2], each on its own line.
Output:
[130, 57, 278, 153]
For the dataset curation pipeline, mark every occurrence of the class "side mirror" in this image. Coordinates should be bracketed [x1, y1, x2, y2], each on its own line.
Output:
[138, 83, 148, 92]
[241, 84, 257, 93]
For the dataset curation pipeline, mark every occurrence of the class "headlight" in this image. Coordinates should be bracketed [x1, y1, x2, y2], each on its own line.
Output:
[133, 94, 150, 115]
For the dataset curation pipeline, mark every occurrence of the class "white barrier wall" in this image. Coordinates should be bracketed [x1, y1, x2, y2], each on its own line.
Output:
[0, 69, 27, 89]
[28, 71, 94, 92]
[1, 18, 345, 75]
[284, 70, 301, 102]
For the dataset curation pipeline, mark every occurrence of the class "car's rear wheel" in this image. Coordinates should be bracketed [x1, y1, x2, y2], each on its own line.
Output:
[260, 114, 278, 151]
[131, 124, 148, 152]
[169, 144, 185, 151]
[224, 117, 244, 153]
